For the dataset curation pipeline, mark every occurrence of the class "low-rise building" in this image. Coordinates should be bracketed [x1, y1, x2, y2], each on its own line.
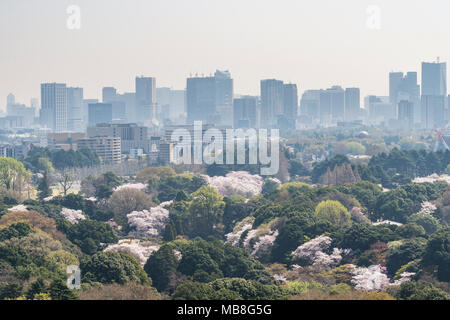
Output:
[78, 136, 121, 164]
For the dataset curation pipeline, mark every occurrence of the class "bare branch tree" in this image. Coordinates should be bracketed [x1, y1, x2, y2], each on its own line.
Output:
[57, 170, 76, 196]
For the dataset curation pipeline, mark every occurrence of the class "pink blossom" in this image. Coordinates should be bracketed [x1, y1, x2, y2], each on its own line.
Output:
[127, 201, 173, 238]
[105, 240, 159, 266]
[351, 265, 390, 291]
[60, 207, 86, 224]
[203, 171, 264, 198]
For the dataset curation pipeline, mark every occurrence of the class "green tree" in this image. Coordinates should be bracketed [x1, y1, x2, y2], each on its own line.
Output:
[0, 222, 33, 241]
[392, 281, 449, 300]
[422, 226, 450, 282]
[172, 282, 215, 300]
[187, 186, 225, 239]
[48, 279, 78, 300]
[144, 245, 178, 292]
[81, 252, 151, 285]
[65, 220, 118, 254]
[315, 200, 351, 228]
[386, 238, 427, 276]
[37, 171, 52, 200]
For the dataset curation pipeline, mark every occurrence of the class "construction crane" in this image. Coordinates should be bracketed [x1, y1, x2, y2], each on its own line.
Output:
[434, 125, 450, 152]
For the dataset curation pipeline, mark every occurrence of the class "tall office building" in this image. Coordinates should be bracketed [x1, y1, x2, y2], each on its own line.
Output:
[398, 100, 414, 129]
[421, 95, 445, 129]
[187, 76, 215, 124]
[40, 83, 68, 132]
[345, 88, 360, 121]
[102, 87, 117, 103]
[283, 84, 298, 120]
[136, 76, 156, 125]
[7, 93, 15, 108]
[156, 87, 171, 122]
[214, 70, 234, 126]
[319, 86, 345, 123]
[421, 60, 447, 128]
[88, 103, 112, 126]
[82, 99, 98, 129]
[300, 90, 321, 120]
[260, 79, 284, 128]
[170, 90, 186, 123]
[422, 61, 447, 96]
[233, 96, 258, 128]
[389, 72, 420, 123]
[389, 72, 404, 104]
[186, 70, 233, 125]
[67, 87, 84, 132]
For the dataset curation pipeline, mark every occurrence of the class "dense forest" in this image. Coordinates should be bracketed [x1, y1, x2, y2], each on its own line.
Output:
[0, 150, 449, 300]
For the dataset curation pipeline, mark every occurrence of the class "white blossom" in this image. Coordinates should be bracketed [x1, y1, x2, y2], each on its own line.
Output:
[43, 195, 55, 202]
[225, 223, 253, 246]
[373, 220, 403, 227]
[392, 272, 416, 286]
[292, 235, 349, 267]
[351, 265, 390, 291]
[417, 201, 437, 216]
[413, 174, 450, 184]
[242, 229, 257, 250]
[251, 230, 279, 258]
[104, 239, 159, 266]
[203, 171, 264, 198]
[115, 183, 147, 192]
[273, 274, 287, 282]
[60, 207, 86, 224]
[127, 201, 173, 238]
[8, 205, 28, 212]
[174, 249, 182, 261]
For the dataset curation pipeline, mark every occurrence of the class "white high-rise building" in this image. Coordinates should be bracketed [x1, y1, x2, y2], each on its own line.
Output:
[67, 87, 84, 132]
[40, 83, 68, 132]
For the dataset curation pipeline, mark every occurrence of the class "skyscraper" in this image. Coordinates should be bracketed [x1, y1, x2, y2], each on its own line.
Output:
[233, 96, 258, 128]
[389, 72, 404, 105]
[421, 95, 445, 129]
[67, 87, 84, 132]
[345, 88, 360, 121]
[102, 87, 117, 103]
[389, 71, 420, 124]
[300, 90, 321, 120]
[7, 93, 15, 108]
[40, 83, 68, 132]
[283, 84, 298, 120]
[214, 70, 234, 126]
[135, 76, 156, 125]
[260, 79, 284, 128]
[88, 103, 112, 126]
[398, 100, 414, 129]
[422, 61, 447, 96]
[186, 70, 233, 125]
[319, 86, 345, 123]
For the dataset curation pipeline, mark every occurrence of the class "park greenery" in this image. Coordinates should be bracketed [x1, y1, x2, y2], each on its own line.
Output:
[0, 138, 449, 300]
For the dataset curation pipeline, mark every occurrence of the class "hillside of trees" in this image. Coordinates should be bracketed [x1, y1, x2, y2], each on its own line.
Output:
[0, 149, 449, 300]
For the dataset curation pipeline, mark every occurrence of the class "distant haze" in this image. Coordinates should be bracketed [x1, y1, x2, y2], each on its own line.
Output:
[1, 0, 449, 108]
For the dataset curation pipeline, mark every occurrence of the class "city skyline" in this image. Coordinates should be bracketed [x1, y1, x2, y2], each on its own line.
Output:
[2, 58, 447, 111]
[2, 0, 450, 107]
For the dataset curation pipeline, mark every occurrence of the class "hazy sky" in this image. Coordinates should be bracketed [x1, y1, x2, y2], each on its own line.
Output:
[1, 0, 449, 109]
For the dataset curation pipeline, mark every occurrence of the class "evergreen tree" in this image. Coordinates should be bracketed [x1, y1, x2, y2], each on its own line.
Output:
[38, 171, 51, 200]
